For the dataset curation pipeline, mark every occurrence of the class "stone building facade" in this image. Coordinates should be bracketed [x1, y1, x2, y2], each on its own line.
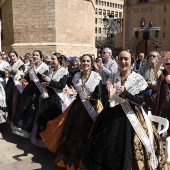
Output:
[0, 0, 96, 57]
[124, 0, 170, 57]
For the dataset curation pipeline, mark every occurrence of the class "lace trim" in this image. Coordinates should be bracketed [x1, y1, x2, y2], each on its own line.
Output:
[11, 60, 23, 70]
[49, 67, 68, 81]
[73, 71, 101, 94]
[110, 71, 147, 95]
[0, 60, 9, 70]
[29, 62, 49, 81]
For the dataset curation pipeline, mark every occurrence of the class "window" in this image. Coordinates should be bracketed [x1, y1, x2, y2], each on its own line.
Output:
[98, 27, 101, 33]
[99, 0, 101, 5]
[103, 9, 106, 16]
[119, 12, 122, 18]
[163, 19, 166, 26]
[111, 11, 114, 15]
[95, 8, 98, 14]
[96, 0, 98, 5]
[118, 4, 120, 8]
[107, 10, 110, 16]
[115, 11, 118, 17]
[95, 27, 97, 33]
[115, 3, 117, 8]
[107, 2, 109, 7]
[99, 9, 102, 15]
[110, 3, 112, 7]
[113, 3, 114, 8]
[101, 1, 103, 6]
[139, 0, 148, 3]
[164, 6, 166, 12]
[95, 18, 97, 24]
[120, 5, 123, 9]
[104, 1, 106, 6]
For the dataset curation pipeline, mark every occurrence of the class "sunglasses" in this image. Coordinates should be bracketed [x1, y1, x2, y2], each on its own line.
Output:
[102, 52, 109, 54]
[149, 55, 157, 57]
[164, 63, 170, 66]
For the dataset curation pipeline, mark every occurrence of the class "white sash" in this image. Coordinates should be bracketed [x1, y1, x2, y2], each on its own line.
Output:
[29, 62, 49, 93]
[10, 60, 24, 94]
[46, 67, 71, 107]
[110, 93, 158, 170]
[76, 87, 98, 121]
[121, 101, 158, 170]
[0, 82, 7, 123]
[73, 72, 101, 121]
[109, 71, 158, 170]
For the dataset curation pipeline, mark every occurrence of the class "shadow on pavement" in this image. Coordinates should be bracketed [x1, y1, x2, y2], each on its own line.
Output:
[0, 121, 65, 170]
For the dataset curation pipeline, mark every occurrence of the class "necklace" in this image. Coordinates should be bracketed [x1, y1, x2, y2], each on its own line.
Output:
[120, 71, 131, 85]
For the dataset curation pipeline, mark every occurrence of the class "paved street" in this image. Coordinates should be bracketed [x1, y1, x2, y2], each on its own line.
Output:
[0, 122, 64, 170]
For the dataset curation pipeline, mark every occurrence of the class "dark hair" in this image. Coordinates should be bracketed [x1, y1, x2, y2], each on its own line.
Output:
[33, 50, 43, 59]
[80, 54, 93, 67]
[24, 53, 31, 59]
[8, 50, 19, 58]
[119, 49, 135, 64]
[52, 52, 63, 65]
[61, 55, 67, 62]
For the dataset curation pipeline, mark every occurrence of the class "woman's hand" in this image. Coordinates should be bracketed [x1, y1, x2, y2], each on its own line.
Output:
[41, 82, 47, 88]
[107, 81, 116, 97]
[64, 86, 76, 95]
[41, 74, 51, 82]
[4, 66, 12, 72]
[117, 86, 125, 95]
[159, 51, 168, 63]
[165, 75, 170, 84]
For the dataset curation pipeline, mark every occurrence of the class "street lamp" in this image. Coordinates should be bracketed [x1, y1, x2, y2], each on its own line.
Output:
[133, 21, 161, 57]
[103, 14, 121, 49]
[152, 40, 162, 51]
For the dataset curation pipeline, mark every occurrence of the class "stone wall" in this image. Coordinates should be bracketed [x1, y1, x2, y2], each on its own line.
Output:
[0, 0, 96, 57]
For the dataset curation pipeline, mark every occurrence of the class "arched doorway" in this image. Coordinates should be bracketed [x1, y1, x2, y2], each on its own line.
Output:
[135, 40, 150, 58]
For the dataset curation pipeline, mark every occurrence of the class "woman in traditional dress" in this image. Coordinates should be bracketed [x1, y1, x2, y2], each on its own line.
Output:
[83, 50, 167, 170]
[5, 50, 26, 121]
[31, 52, 71, 147]
[0, 53, 9, 123]
[12, 50, 49, 138]
[40, 54, 103, 170]
[153, 52, 170, 136]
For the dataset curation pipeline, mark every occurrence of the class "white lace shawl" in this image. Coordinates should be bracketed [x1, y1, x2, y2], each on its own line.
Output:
[49, 67, 68, 82]
[110, 71, 148, 95]
[29, 62, 49, 82]
[11, 59, 24, 70]
[0, 60, 9, 70]
[73, 71, 101, 95]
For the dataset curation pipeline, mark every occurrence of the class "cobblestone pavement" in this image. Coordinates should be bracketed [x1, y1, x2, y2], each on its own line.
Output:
[0, 122, 64, 170]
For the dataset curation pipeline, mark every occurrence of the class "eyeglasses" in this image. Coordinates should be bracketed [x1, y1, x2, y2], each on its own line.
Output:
[102, 52, 109, 54]
[164, 63, 170, 66]
[149, 55, 157, 58]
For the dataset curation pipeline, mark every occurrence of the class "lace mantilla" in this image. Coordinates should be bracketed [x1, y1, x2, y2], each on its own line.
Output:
[49, 67, 68, 81]
[11, 59, 24, 70]
[73, 71, 101, 94]
[110, 71, 148, 95]
[0, 60, 9, 70]
[29, 62, 49, 82]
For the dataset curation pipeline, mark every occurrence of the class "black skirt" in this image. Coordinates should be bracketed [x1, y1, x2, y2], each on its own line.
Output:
[83, 104, 135, 170]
